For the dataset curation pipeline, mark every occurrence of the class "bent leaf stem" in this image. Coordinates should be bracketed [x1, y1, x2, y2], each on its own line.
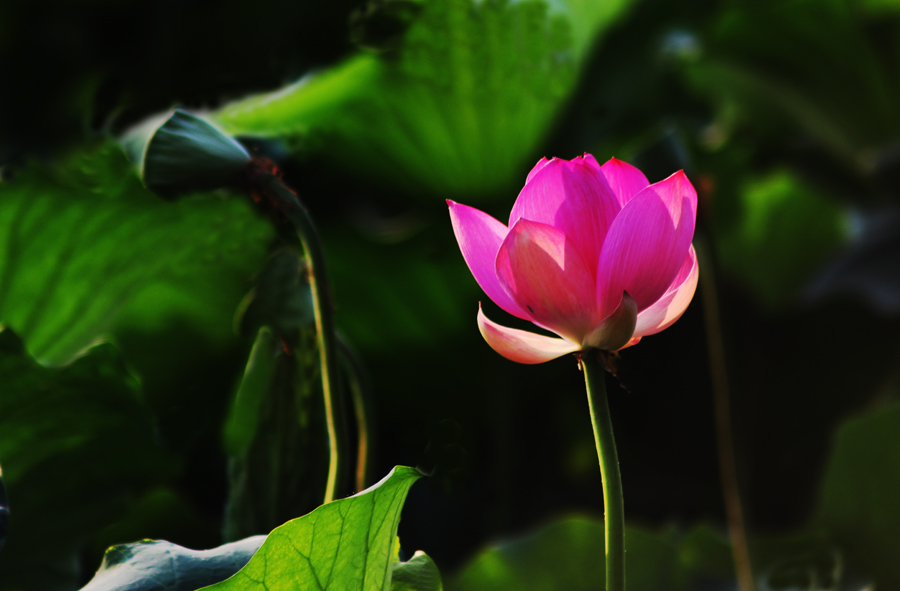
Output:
[582, 351, 625, 591]
[259, 174, 348, 504]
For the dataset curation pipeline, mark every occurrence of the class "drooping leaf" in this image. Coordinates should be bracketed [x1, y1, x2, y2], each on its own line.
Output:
[391, 551, 443, 591]
[222, 323, 329, 541]
[815, 401, 900, 588]
[214, 0, 637, 201]
[121, 109, 251, 198]
[206, 466, 422, 591]
[447, 516, 734, 591]
[80, 536, 266, 591]
[234, 249, 315, 341]
[0, 329, 178, 591]
[0, 141, 273, 365]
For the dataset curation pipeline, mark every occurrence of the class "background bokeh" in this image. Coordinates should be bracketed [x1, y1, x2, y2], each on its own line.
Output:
[2, 0, 900, 589]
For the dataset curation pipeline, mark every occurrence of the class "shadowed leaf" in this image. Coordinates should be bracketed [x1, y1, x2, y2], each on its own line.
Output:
[0, 141, 273, 365]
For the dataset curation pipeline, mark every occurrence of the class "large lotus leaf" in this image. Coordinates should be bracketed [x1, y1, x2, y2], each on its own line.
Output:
[213, 0, 636, 201]
[79, 533, 439, 591]
[321, 223, 475, 355]
[0, 329, 178, 591]
[204, 466, 422, 591]
[0, 141, 273, 365]
[815, 401, 900, 588]
[447, 516, 734, 591]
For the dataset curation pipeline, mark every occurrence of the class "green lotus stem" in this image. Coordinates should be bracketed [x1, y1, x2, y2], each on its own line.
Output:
[337, 333, 376, 492]
[259, 174, 348, 504]
[582, 350, 625, 591]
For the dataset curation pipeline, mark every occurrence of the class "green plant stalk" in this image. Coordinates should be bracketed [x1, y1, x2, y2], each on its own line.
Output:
[582, 351, 625, 591]
[337, 332, 376, 492]
[260, 175, 348, 504]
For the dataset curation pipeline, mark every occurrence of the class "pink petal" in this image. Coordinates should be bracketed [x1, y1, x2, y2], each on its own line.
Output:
[478, 304, 580, 364]
[526, 157, 553, 183]
[595, 171, 697, 318]
[509, 156, 620, 270]
[448, 200, 530, 319]
[598, 158, 650, 207]
[633, 246, 699, 337]
[496, 219, 598, 342]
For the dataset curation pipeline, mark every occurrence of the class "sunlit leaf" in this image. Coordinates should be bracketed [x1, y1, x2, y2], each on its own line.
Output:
[214, 0, 636, 201]
[205, 466, 422, 591]
[0, 329, 178, 590]
[0, 141, 274, 365]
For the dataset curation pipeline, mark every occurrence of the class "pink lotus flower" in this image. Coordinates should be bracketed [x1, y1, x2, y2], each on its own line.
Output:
[448, 154, 699, 364]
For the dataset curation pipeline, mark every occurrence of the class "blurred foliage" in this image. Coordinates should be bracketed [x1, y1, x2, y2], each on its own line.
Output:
[714, 169, 847, 307]
[0, 329, 179, 590]
[3, 0, 900, 588]
[816, 401, 900, 588]
[213, 0, 637, 201]
[448, 517, 734, 591]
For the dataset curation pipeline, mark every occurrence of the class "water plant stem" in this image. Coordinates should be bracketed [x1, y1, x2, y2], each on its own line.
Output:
[337, 333, 375, 492]
[696, 238, 755, 591]
[582, 350, 625, 591]
[260, 174, 348, 504]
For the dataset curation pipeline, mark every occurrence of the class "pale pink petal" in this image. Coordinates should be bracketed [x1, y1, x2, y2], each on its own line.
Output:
[496, 219, 598, 342]
[633, 246, 699, 337]
[619, 336, 642, 350]
[598, 158, 650, 206]
[595, 172, 697, 318]
[448, 200, 530, 320]
[509, 156, 619, 270]
[478, 304, 580, 364]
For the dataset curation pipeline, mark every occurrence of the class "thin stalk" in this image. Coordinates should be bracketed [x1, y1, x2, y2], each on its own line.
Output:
[582, 350, 625, 591]
[337, 333, 375, 492]
[260, 174, 348, 504]
[696, 238, 755, 591]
